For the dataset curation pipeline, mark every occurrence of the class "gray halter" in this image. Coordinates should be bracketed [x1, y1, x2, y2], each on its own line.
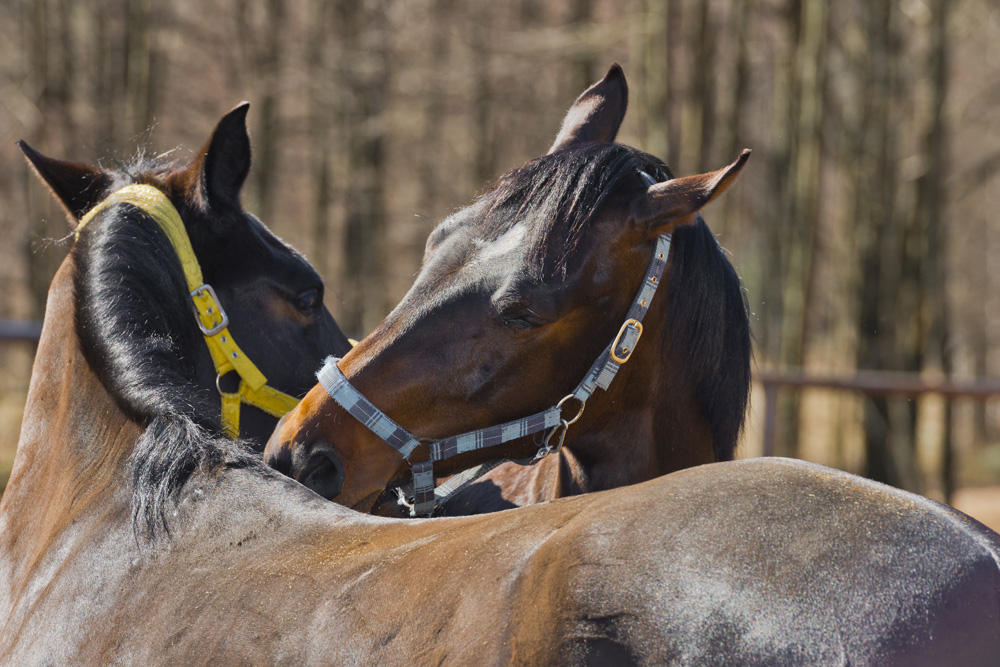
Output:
[317, 171, 671, 516]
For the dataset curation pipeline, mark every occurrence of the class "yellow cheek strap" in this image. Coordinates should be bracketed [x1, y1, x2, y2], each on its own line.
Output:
[76, 184, 301, 439]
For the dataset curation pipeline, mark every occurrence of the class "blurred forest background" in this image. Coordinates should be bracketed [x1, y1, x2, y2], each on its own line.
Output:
[2, 0, 1000, 519]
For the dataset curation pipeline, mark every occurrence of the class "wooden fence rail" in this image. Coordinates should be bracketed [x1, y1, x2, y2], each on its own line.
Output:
[757, 370, 1000, 455]
[0, 320, 41, 343]
[757, 370, 1000, 501]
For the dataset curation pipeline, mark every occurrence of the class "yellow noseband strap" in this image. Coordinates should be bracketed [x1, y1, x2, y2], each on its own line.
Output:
[76, 183, 301, 438]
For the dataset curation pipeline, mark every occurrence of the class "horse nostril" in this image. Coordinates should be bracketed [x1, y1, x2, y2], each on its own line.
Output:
[264, 413, 291, 465]
[294, 439, 345, 500]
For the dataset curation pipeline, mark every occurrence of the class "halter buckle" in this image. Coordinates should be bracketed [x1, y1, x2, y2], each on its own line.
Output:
[610, 318, 643, 364]
[190, 283, 230, 336]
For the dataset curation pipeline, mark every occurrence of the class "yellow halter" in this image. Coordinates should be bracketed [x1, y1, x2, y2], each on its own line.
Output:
[75, 184, 300, 439]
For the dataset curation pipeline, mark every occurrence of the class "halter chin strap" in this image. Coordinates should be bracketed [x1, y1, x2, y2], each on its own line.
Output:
[75, 183, 301, 438]
[317, 227, 673, 517]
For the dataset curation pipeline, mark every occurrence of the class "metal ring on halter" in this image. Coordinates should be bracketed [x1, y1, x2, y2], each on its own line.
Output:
[215, 372, 237, 397]
[556, 394, 586, 425]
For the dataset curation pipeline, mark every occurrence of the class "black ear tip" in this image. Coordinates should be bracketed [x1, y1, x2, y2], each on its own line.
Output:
[16, 140, 39, 161]
[16, 141, 52, 173]
[226, 102, 251, 124]
[212, 103, 251, 140]
[733, 149, 751, 170]
[601, 63, 628, 104]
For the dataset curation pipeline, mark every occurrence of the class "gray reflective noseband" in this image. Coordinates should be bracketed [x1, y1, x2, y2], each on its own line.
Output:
[316, 228, 672, 517]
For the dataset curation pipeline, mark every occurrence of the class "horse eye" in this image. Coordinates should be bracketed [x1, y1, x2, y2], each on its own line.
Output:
[503, 317, 533, 330]
[499, 310, 541, 330]
[295, 288, 321, 313]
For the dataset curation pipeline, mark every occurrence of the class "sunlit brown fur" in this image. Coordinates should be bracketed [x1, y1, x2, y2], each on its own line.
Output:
[0, 259, 140, 606]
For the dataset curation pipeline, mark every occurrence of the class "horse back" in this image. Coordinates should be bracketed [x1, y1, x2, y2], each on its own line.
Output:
[509, 458, 1000, 666]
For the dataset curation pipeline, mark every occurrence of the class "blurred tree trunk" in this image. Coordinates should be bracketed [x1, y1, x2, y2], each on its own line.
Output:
[856, 0, 897, 486]
[758, 1, 797, 374]
[692, 0, 715, 172]
[770, 0, 828, 457]
[24, 0, 52, 321]
[665, 0, 682, 169]
[419, 0, 450, 218]
[125, 0, 155, 138]
[470, 0, 494, 187]
[791, 0, 831, 461]
[915, 0, 952, 498]
[790, 0, 827, 360]
[307, 0, 335, 282]
[638, 0, 668, 160]
[249, 0, 286, 224]
[855, 0, 920, 490]
[94, 2, 116, 153]
[569, 0, 596, 94]
[339, 0, 391, 336]
[23, 0, 73, 321]
[721, 0, 749, 239]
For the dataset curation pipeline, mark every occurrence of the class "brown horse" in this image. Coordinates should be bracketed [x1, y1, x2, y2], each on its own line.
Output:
[5, 93, 1000, 667]
[265, 64, 750, 515]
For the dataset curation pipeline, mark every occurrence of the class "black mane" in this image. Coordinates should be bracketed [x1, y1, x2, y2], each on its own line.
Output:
[664, 220, 752, 460]
[73, 160, 261, 538]
[480, 142, 751, 459]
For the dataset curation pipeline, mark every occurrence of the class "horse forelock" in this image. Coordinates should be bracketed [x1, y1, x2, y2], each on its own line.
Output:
[662, 220, 752, 461]
[476, 143, 643, 281]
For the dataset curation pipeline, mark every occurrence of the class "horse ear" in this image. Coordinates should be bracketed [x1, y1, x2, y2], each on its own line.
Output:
[16, 141, 113, 226]
[547, 63, 628, 154]
[632, 150, 751, 237]
[191, 102, 251, 212]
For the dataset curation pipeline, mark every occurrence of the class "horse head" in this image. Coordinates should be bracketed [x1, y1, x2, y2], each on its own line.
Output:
[8, 104, 352, 543]
[266, 65, 750, 513]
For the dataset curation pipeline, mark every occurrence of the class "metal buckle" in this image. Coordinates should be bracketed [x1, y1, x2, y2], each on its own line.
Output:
[610, 318, 642, 364]
[190, 283, 230, 336]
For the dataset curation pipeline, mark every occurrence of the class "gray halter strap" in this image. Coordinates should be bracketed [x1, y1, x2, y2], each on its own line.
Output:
[315, 230, 673, 517]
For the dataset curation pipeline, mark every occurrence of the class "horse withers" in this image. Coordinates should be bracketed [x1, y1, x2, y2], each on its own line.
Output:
[266, 64, 751, 515]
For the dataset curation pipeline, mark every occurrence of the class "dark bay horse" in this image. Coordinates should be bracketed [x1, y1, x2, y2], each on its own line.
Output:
[266, 66, 750, 514]
[4, 99, 999, 666]
[265, 64, 750, 515]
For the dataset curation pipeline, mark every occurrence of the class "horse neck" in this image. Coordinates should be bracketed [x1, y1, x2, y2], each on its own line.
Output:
[561, 296, 716, 493]
[0, 257, 140, 599]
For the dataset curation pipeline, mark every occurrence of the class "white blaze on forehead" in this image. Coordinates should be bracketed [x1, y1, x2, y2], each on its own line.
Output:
[477, 223, 529, 262]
